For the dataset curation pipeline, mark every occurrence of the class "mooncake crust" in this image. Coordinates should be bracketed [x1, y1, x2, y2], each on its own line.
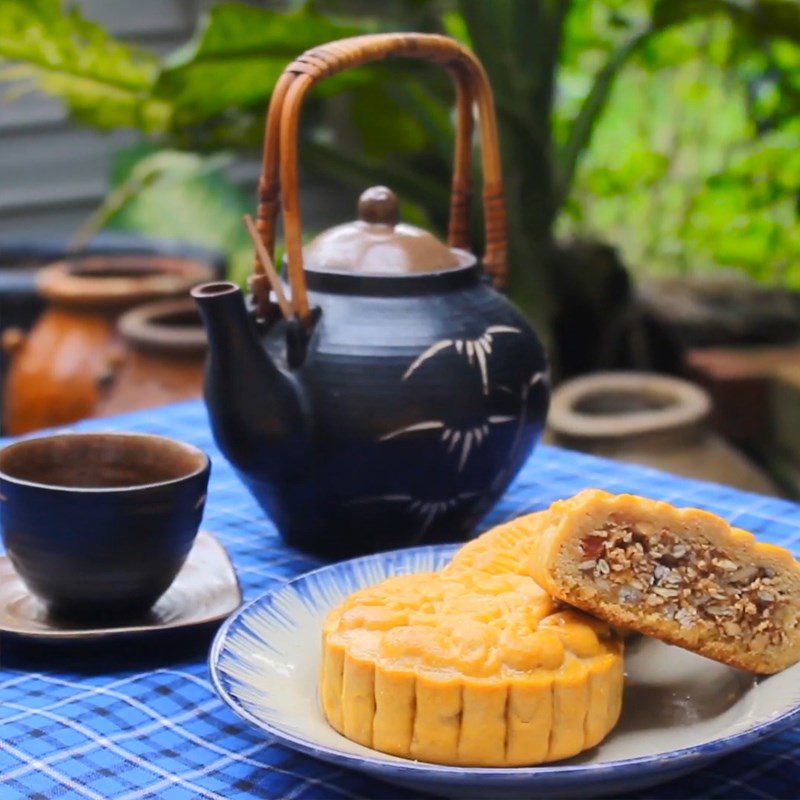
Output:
[529, 489, 800, 674]
[321, 567, 623, 766]
[443, 511, 549, 578]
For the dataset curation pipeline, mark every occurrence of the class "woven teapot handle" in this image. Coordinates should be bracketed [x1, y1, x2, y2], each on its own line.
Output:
[255, 33, 507, 325]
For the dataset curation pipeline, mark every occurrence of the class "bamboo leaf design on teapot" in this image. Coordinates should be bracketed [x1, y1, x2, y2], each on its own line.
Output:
[402, 325, 524, 395]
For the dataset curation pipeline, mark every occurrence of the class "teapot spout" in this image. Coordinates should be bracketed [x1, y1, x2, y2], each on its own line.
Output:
[192, 282, 310, 481]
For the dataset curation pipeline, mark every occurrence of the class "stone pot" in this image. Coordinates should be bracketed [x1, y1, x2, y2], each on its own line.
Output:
[2, 254, 213, 434]
[547, 371, 776, 496]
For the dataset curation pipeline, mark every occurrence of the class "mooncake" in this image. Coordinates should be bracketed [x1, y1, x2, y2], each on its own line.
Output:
[529, 489, 800, 674]
[321, 568, 623, 766]
[444, 511, 548, 577]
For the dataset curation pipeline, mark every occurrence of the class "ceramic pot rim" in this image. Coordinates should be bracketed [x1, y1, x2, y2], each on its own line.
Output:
[118, 298, 206, 355]
[548, 372, 711, 439]
[0, 432, 210, 493]
[36, 255, 213, 308]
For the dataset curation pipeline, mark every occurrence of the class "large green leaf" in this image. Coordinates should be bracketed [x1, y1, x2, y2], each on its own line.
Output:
[75, 147, 253, 283]
[0, 0, 169, 130]
[154, 3, 375, 124]
[106, 148, 250, 251]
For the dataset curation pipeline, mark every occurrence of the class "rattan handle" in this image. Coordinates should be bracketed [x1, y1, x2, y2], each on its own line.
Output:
[256, 33, 507, 324]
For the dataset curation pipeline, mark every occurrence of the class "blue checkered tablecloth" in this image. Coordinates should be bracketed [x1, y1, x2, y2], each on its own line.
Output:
[2, 400, 800, 799]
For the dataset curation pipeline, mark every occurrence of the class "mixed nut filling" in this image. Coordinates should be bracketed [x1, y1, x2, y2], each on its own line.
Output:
[579, 523, 790, 646]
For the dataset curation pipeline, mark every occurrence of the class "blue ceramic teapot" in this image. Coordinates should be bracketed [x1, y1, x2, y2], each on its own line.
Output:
[193, 33, 549, 557]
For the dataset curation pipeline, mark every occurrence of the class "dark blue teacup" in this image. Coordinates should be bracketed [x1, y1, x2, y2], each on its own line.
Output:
[0, 432, 210, 619]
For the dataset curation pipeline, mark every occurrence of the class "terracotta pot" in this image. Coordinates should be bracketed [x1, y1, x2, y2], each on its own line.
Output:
[0, 235, 225, 429]
[547, 372, 777, 496]
[2, 255, 213, 434]
[94, 298, 206, 418]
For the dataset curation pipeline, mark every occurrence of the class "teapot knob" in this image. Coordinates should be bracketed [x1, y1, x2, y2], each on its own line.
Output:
[358, 186, 398, 226]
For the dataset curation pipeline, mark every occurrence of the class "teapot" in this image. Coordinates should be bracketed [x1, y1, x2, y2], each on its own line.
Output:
[193, 33, 549, 557]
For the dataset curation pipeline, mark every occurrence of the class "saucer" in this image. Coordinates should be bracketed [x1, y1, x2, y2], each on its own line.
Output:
[0, 531, 241, 641]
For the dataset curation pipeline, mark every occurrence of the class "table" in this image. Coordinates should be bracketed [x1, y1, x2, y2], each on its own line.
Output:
[2, 399, 800, 800]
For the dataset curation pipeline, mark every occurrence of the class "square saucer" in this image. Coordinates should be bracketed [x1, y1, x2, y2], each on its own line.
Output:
[0, 531, 241, 641]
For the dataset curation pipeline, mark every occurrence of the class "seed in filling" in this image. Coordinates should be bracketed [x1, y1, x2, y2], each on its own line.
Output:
[578, 524, 789, 647]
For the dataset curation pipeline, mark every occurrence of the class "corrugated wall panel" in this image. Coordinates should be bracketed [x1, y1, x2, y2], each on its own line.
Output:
[0, 0, 347, 241]
[0, 0, 204, 238]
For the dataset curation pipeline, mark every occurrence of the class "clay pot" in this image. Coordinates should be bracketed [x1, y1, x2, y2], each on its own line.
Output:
[2, 255, 213, 435]
[94, 298, 206, 418]
[547, 372, 777, 496]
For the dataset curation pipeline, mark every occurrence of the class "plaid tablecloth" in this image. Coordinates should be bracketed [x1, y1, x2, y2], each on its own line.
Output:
[2, 400, 800, 799]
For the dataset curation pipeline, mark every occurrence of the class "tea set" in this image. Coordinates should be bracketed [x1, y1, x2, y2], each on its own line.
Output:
[0, 32, 549, 639]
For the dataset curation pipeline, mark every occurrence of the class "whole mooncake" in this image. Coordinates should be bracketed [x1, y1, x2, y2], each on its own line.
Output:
[443, 511, 549, 578]
[320, 569, 623, 766]
[529, 489, 800, 674]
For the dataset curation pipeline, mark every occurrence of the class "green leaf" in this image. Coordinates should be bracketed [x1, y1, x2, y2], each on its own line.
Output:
[395, 80, 456, 163]
[302, 139, 448, 230]
[557, 25, 650, 207]
[154, 3, 375, 124]
[350, 84, 425, 158]
[653, 0, 800, 42]
[0, 0, 170, 130]
[557, 0, 800, 212]
[350, 82, 436, 159]
[441, 10, 471, 45]
[99, 147, 252, 275]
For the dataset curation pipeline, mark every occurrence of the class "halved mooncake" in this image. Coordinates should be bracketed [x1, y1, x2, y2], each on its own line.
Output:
[529, 489, 800, 674]
[321, 569, 623, 766]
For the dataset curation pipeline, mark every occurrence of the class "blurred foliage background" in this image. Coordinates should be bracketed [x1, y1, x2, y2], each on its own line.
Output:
[1, 0, 799, 344]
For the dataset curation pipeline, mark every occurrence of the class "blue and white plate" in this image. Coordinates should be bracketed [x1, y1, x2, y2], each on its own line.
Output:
[210, 545, 800, 799]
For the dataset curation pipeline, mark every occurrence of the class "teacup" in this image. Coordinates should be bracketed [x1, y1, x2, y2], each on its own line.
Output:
[0, 432, 210, 618]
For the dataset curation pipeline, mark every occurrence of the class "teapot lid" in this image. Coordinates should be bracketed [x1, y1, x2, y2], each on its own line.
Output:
[303, 186, 463, 275]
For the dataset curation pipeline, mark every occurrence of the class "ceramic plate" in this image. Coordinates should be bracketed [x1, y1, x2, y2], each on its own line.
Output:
[210, 545, 800, 799]
[1, 531, 241, 641]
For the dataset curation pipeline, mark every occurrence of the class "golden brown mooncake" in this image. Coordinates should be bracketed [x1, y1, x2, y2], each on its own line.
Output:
[320, 569, 623, 766]
[443, 511, 549, 578]
[529, 489, 800, 674]
[447, 512, 633, 640]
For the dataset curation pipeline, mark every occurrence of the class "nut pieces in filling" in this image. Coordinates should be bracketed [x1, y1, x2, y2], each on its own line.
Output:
[579, 524, 786, 649]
